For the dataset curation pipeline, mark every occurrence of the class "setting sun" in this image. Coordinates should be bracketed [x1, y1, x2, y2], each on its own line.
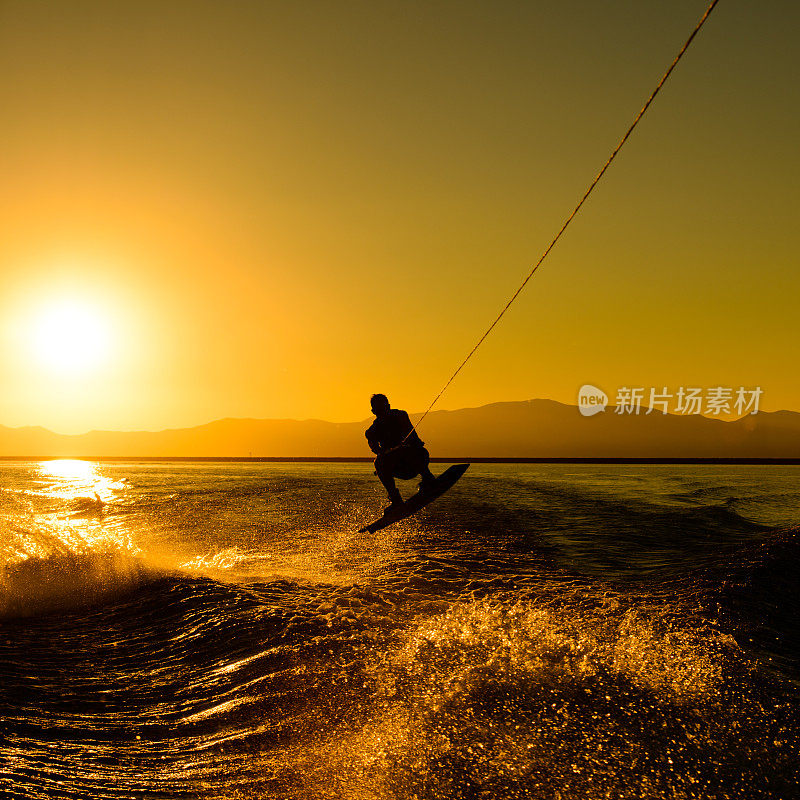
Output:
[29, 298, 112, 375]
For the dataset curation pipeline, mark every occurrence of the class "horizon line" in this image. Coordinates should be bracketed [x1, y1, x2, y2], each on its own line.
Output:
[2, 456, 800, 466]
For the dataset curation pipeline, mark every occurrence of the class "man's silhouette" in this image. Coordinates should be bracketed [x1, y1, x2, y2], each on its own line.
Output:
[366, 394, 437, 511]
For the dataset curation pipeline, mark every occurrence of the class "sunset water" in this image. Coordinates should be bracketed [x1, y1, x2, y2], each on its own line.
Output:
[1, 460, 798, 798]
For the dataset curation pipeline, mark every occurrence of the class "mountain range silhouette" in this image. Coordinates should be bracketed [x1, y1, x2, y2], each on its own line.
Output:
[3, 400, 800, 459]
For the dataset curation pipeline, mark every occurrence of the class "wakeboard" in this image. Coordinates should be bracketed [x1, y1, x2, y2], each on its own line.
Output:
[358, 463, 469, 533]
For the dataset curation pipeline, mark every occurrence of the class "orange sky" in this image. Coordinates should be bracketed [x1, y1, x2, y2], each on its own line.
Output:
[0, 0, 798, 434]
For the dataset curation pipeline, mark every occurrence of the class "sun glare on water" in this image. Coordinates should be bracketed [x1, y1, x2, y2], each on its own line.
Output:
[30, 299, 112, 375]
[40, 458, 96, 482]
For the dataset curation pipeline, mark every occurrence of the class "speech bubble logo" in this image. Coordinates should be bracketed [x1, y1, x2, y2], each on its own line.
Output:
[578, 384, 608, 417]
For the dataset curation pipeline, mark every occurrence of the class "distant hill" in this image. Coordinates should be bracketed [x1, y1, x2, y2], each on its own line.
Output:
[2, 399, 800, 458]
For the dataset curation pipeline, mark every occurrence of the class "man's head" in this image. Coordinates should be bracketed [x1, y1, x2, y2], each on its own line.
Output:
[370, 393, 390, 416]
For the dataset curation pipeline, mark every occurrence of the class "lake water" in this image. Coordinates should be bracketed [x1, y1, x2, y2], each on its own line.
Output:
[1, 461, 798, 798]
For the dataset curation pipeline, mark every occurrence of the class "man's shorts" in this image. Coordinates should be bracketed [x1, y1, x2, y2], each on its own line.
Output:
[376, 445, 430, 480]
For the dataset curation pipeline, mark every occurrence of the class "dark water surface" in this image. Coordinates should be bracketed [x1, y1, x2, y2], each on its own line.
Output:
[1, 461, 798, 799]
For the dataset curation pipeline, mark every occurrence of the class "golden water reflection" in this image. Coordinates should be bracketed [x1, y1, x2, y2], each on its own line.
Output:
[1, 461, 142, 615]
[37, 459, 122, 502]
[9, 459, 141, 562]
[39, 458, 96, 482]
